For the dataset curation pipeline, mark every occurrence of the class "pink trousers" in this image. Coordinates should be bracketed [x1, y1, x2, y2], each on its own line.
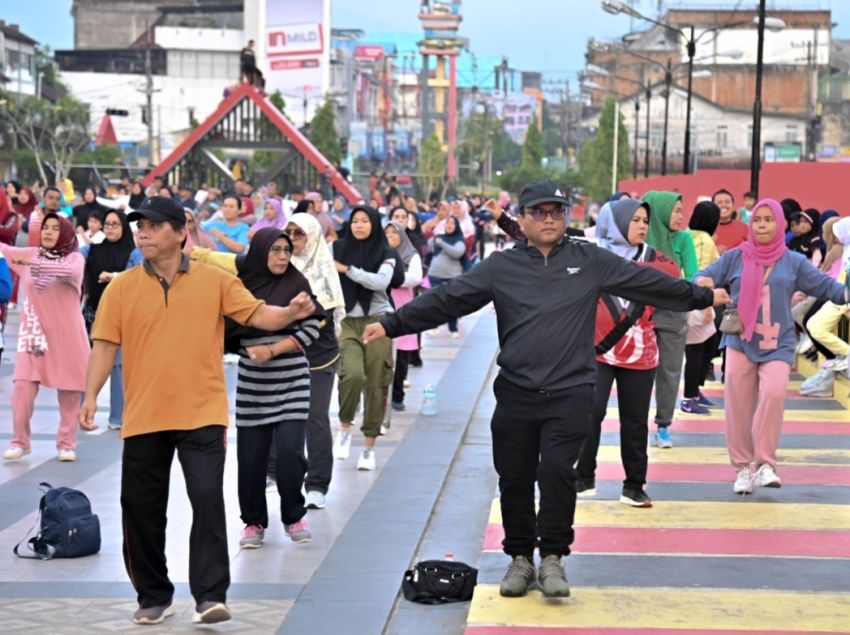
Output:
[11, 380, 79, 451]
[724, 347, 790, 471]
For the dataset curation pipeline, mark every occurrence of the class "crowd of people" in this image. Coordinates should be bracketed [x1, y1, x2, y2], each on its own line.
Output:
[0, 172, 847, 620]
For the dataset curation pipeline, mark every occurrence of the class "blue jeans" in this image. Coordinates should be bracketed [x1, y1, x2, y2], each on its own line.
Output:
[109, 348, 124, 425]
[427, 276, 459, 332]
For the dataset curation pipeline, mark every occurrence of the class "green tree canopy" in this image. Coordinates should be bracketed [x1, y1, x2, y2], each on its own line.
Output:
[308, 98, 341, 165]
[522, 115, 545, 168]
[418, 133, 446, 200]
[578, 98, 631, 202]
[0, 89, 90, 183]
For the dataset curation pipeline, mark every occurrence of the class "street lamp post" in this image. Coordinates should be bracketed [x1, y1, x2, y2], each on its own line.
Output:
[644, 85, 651, 177]
[601, 0, 783, 176]
[750, 0, 767, 199]
[633, 98, 640, 179]
[662, 59, 672, 175]
[683, 26, 696, 174]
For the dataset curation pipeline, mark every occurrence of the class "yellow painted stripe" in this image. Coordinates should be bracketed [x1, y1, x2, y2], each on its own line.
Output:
[467, 585, 850, 632]
[605, 406, 849, 421]
[487, 499, 850, 530]
[594, 445, 850, 466]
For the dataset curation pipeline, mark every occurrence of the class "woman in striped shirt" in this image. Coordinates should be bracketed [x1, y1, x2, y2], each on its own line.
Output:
[225, 228, 323, 549]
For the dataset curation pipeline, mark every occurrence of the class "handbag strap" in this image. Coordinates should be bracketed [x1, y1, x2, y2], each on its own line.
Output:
[762, 265, 774, 284]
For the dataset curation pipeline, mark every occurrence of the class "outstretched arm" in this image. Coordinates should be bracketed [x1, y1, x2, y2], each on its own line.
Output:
[365, 259, 494, 343]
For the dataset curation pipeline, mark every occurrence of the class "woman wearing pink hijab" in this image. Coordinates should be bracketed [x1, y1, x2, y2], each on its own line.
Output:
[696, 199, 848, 495]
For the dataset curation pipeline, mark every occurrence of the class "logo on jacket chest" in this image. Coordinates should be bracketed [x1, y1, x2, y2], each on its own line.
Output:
[566, 267, 581, 275]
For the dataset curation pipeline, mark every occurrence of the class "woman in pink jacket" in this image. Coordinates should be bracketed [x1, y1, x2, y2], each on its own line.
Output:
[0, 213, 89, 462]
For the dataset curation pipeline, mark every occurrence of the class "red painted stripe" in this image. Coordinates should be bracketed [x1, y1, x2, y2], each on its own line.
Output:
[595, 462, 850, 485]
[601, 419, 850, 435]
[466, 628, 850, 635]
[482, 525, 850, 558]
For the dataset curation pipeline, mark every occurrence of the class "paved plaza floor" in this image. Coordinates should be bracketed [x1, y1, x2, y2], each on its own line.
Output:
[0, 304, 847, 634]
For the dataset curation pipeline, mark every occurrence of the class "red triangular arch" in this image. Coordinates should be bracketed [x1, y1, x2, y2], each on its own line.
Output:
[96, 114, 119, 146]
[142, 83, 361, 204]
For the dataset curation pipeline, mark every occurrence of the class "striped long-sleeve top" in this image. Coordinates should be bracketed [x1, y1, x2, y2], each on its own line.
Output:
[234, 315, 322, 427]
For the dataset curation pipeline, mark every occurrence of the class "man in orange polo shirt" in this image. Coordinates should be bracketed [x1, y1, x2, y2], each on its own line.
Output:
[79, 196, 315, 627]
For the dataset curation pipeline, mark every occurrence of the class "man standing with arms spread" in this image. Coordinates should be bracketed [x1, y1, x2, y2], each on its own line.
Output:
[363, 181, 729, 598]
[79, 196, 315, 626]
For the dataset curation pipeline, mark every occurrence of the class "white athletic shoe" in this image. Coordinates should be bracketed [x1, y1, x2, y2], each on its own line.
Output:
[357, 448, 376, 471]
[753, 464, 781, 488]
[3, 446, 30, 461]
[733, 467, 753, 495]
[333, 430, 352, 460]
[304, 490, 326, 509]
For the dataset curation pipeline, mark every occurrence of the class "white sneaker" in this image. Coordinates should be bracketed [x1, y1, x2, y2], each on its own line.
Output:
[796, 333, 814, 354]
[357, 448, 376, 471]
[733, 467, 753, 495]
[3, 446, 30, 461]
[822, 356, 848, 372]
[305, 490, 326, 509]
[427, 328, 440, 336]
[58, 449, 76, 462]
[333, 430, 352, 460]
[753, 464, 781, 488]
[450, 331, 460, 339]
[800, 369, 835, 398]
[801, 368, 834, 392]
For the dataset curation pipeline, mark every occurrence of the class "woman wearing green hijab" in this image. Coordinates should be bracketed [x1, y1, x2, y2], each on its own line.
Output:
[642, 191, 698, 448]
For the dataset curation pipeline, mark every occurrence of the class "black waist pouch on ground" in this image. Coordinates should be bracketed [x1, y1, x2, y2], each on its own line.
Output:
[401, 559, 478, 604]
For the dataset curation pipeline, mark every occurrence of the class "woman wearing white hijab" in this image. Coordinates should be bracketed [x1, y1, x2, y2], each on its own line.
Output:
[285, 213, 346, 509]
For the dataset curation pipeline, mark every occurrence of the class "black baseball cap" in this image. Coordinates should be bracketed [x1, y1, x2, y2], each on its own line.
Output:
[128, 196, 187, 225]
[519, 179, 569, 208]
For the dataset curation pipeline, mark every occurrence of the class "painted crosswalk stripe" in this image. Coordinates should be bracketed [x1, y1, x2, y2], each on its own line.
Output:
[482, 525, 850, 558]
[487, 499, 850, 530]
[465, 586, 850, 632]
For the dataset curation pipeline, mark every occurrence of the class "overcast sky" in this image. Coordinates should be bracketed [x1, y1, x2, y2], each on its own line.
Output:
[8, 0, 850, 83]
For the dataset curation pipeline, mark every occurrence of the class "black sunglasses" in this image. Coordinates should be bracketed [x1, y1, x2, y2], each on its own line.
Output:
[524, 205, 566, 221]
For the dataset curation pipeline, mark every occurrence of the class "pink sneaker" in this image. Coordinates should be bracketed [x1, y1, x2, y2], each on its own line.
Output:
[284, 518, 312, 544]
[239, 524, 264, 549]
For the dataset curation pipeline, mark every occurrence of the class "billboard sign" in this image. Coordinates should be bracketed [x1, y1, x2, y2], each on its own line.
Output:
[264, 0, 330, 124]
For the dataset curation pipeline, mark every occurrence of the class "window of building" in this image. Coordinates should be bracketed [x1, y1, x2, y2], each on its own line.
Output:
[716, 125, 728, 149]
[785, 125, 798, 143]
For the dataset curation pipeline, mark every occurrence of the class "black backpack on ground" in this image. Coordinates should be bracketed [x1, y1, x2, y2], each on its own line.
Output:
[401, 559, 478, 604]
[14, 482, 101, 560]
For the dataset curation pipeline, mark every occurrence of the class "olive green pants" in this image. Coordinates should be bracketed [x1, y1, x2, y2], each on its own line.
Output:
[338, 316, 394, 438]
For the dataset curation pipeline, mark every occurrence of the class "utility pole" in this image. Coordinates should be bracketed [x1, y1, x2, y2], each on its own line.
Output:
[140, 21, 155, 165]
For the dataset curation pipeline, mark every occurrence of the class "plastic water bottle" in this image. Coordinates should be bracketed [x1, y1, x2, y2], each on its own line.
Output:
[421, 384, 438, 416]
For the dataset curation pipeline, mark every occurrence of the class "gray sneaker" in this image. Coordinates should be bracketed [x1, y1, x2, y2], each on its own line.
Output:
[538, 555, 571, 598]
[191, 601, 231, 624]
[132, 603, 175, 625]
[499, 555, 536, 597]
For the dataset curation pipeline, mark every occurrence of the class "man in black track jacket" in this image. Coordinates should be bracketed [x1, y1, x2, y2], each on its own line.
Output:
[362, 180, 730, 598]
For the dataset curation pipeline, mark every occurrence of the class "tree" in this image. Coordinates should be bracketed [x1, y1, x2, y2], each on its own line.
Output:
[522, 114, 544, 168]
[578, 98, 631, 202]
[418, 133, 446, 200]
[456, 109, 521, 187]
[541, 100, 562, 157]
[309, 98, 341, 165]
[0, 89, 91, 184]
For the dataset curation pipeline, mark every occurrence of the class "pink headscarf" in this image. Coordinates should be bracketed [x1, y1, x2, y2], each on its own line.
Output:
[737, 198, 788, 341]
